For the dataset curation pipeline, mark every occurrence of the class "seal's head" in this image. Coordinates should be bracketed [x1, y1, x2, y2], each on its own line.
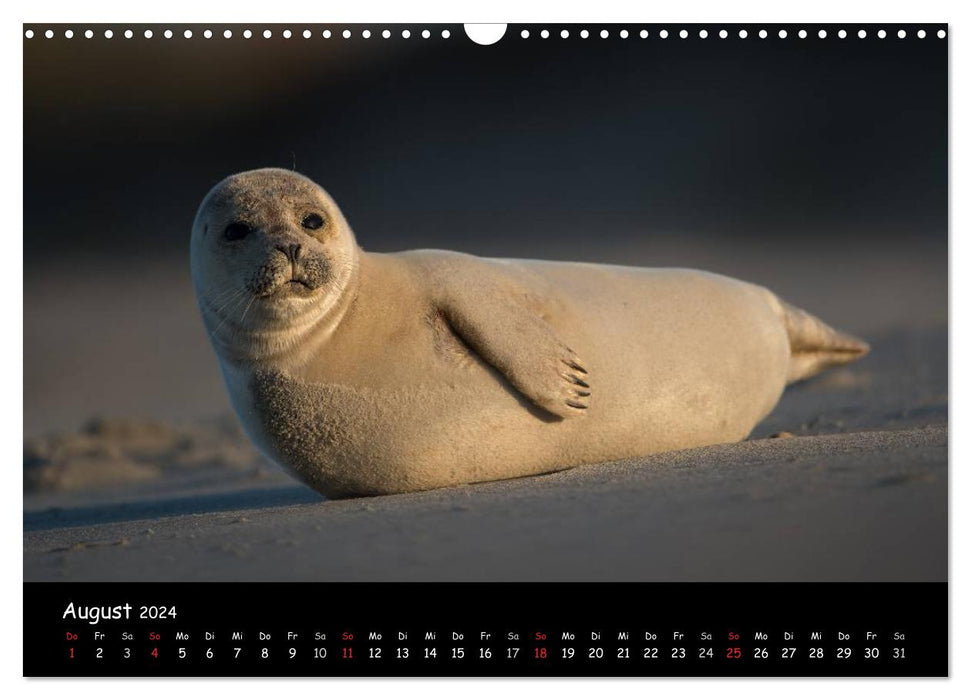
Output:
[190, 168, 360, 358]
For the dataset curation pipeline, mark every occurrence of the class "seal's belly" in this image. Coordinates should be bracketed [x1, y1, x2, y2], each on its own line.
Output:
[234, 266, 790, 497]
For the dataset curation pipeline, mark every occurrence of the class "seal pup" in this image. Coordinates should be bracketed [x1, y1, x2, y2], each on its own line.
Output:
[191, 168, 869, 498]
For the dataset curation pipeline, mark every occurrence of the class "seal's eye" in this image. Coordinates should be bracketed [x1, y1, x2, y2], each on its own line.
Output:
[302, 213, 325, 231]
[224, 221, 252, 242]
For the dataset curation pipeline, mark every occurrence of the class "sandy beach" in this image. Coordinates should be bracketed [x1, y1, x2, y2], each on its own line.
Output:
[24, 319, 946, 582]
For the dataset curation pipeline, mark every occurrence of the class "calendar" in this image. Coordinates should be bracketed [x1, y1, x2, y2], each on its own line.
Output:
[23, 20, 948, 680]
[24, 583, 947, 676]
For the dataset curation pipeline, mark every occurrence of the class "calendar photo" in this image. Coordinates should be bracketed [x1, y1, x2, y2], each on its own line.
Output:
[22, 22, 948, 677]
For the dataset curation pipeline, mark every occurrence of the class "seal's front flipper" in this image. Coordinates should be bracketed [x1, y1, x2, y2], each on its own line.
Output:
[780, 300, 870, 383]
[441, 295, 590, 419]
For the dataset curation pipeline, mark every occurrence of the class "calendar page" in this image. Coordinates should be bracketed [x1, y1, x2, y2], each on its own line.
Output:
[22, 21, 948, 677]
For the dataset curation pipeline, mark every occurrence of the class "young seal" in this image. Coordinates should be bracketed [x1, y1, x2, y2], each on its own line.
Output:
[190, 168, 869, 498]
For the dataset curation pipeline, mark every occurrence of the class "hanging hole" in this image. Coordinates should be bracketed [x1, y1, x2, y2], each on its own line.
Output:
[464, 24, 507, 45]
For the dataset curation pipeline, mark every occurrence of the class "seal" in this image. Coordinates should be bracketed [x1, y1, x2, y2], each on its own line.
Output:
[190, 168, 869, 498]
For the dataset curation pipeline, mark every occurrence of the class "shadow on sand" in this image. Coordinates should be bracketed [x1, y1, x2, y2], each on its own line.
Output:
[23, 486, 323, 532]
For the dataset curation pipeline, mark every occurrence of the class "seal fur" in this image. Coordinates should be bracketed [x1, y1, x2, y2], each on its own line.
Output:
[191, 168, 869, 497]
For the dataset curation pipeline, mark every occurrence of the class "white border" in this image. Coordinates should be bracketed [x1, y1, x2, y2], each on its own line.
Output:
[4, 1, 964, 699]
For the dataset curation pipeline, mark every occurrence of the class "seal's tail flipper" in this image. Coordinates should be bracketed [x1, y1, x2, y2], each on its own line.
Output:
[780, 300, 870, 384]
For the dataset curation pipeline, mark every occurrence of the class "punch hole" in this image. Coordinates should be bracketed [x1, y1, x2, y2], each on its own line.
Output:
[718, 29, 727, 39]
[342, 30, 351, 39]
[263, 30, 272, 39]
[520, 30, 529, 38]
[799, 29, 807, 39]
[818, 30, 827, 39]
[65, 30, 74, 38]
[402, 29, 411, 39]
[858, 29, 866, 38]
[581, 29, 589, 39]
[620, 29, 629, 39]
[600, 29, 608, 39]
[897, 30, 906, 39]
[164, 29, 173, 39]
[561, 29, 569, 39]
[778, 29, 787, 39]
[541, 29, 550, 39]
[660, 29, 668, 39]
[242, 29, 252, 39]
[679, 29, 688, 39]
[938, 29, 946, 38]
[838, 29, 847, 38]
[738, 29, 748, 38]
[442, 30, 451, 39]
[303, 30, 311, 39]
[642, 30, 650, 39]
[223, 30, 232, 39]
[363, 30, 372, 39]
[184, 30, 193, 39]
[917, 30, 926, 38]
[878, 29, 886, 39]
[380, 29, 388, 39]
[85, 29, 94, 39]
[46, 29, 54, 39]
[24, 29, 34, 39]
[698, 30, 708, 39]
[422, 30, 430, 39]
[759, 29, 767, 39]
[464, 24, 507, 46]
[283, 29, 292, 39]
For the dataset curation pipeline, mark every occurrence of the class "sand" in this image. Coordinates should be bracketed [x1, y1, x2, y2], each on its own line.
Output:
[23, 326, 946, 582]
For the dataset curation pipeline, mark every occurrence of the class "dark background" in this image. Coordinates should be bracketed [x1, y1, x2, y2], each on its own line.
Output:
[23, 24, 948, 436]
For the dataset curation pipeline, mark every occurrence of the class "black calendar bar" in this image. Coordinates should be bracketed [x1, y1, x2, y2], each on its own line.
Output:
[24, 582, 946, 677]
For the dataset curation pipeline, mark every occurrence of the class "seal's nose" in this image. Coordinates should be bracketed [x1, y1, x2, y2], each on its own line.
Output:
[276, 243, 302, 264]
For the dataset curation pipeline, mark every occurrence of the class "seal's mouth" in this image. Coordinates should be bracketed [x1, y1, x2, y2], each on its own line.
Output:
[260, 277, 318, 298]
